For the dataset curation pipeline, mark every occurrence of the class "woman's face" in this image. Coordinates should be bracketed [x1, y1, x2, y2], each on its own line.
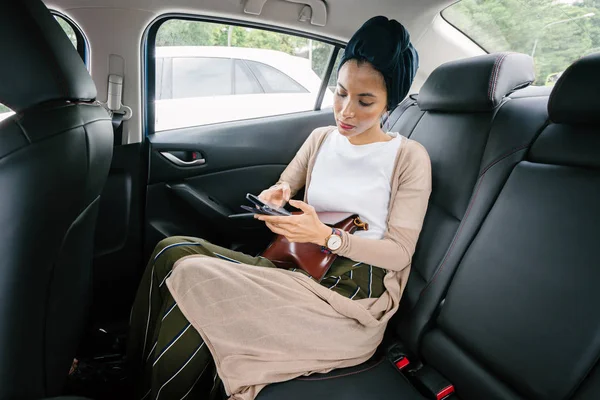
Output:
[334, 60, 388, 138]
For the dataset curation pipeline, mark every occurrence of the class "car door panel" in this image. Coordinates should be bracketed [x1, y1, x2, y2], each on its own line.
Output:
[145, 109, 335, 259]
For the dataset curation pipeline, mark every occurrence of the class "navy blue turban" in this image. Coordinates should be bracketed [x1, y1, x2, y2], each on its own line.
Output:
[339, 16, 419, 111]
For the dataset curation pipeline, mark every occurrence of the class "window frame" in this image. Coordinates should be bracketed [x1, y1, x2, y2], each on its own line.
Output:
[51, 10, 90, 68]
[142, 14, 344, 135]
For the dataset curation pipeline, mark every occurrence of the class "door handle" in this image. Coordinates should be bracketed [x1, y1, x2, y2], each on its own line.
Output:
[160, 151, 206, 167]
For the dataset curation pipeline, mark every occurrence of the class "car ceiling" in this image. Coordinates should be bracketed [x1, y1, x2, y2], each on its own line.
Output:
[47, 0, 456, 43]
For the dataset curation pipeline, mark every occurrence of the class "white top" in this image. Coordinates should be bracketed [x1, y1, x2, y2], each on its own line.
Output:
[307, 129, 404, 239]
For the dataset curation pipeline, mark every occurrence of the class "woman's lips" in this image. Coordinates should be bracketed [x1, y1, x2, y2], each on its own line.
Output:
[338, 121, 355, 130]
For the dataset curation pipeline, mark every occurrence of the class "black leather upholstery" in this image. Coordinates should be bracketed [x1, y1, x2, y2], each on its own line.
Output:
[418, 52, 535, 112]
[426, 162, 600, 399]
[418, 52, 600, 399]
[548, 53, 600, 125]
[396, 94, 549, 353]
[258, 358, 426, 400]
[0, 0, 113, 398]
[390, 54, 547, 354]
[0, 0, 97, 112]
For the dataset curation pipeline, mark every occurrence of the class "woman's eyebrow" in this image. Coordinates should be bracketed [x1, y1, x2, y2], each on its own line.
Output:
[337, 83, 376, 97]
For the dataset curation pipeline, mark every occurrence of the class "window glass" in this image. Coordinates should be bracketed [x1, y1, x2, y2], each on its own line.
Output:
[153, 19, 339, 131]
[443, 0, 600, 86]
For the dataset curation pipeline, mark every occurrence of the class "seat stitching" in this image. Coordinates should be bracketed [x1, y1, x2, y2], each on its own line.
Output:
[479, 143, 530, 177]
[297, 359, 385, 381]
[487, 54, 504, 101]
[489, 53, 510, 103]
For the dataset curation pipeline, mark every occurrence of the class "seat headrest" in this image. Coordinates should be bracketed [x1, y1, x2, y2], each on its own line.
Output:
[548, 53, 600, 125]
[418, 52, 535, 112]
[0, 0, 96, 113]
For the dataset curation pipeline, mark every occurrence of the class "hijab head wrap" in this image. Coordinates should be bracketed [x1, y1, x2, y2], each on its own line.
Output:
[339, 16, 419, 111]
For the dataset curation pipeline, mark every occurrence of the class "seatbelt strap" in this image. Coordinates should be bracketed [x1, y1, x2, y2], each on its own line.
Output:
[111, 112, 124, 146]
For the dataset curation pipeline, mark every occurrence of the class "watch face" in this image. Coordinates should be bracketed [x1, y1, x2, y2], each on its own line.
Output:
[327, 234, 342, 250]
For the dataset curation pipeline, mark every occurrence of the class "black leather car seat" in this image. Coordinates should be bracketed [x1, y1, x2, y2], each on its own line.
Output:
[0, 0, 113, 398]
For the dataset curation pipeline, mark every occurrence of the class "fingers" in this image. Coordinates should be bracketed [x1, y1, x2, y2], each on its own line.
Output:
[282, 184, 291, 202]
[265, 222, 294, 238]
[255, 214, 295, 224]
[288, 199, 315, 214]
[258, 186, 285, 208]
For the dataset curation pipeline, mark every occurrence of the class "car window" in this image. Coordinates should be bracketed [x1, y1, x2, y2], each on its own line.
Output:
[151, 19, 341, 132]
[0, 14, 86, 121]
[245, 60, 307, 93]
[443, 0, 600, 86]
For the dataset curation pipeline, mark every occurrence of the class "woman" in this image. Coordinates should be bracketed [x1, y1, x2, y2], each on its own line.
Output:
[128, 16, 431, 400]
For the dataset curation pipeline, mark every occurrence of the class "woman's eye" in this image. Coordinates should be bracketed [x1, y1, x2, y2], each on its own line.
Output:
[336, 91, 347, 97]
[359, 101, 374, 107]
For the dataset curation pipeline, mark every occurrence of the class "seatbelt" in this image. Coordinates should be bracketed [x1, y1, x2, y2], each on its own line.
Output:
[382, 93, 418, 131]
[111, 112, 124, 146]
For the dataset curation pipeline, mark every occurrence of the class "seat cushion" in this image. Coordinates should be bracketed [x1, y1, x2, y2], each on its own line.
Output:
[257, 357, 426, 400]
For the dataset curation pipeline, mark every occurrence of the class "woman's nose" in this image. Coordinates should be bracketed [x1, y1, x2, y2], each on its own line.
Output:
[341, 101, 355, 118]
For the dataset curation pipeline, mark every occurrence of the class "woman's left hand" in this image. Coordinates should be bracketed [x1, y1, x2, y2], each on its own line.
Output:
[255, 200, 332, 246]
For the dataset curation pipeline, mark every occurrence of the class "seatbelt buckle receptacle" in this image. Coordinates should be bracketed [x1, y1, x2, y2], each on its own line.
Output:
[413, 365, 455, 400]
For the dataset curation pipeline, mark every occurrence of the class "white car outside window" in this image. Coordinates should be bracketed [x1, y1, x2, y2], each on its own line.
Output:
[154, 46, 334, 132]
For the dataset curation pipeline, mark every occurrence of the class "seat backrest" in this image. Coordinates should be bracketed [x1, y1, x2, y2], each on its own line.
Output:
[386, 53, 549, 353]
[0, 0, 113, 397]
[419, 53, 600, 400]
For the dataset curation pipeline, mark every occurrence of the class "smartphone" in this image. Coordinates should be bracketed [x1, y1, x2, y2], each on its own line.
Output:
[243, 193, 292, 216]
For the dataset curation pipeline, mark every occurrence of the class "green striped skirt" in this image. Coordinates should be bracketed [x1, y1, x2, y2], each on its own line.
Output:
[127, 236, 386, 399]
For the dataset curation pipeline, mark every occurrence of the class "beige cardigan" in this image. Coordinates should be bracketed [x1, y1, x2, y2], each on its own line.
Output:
[166, 126, 431, 400]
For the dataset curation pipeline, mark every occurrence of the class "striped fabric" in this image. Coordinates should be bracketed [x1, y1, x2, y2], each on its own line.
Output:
[127, 236, 386, 399]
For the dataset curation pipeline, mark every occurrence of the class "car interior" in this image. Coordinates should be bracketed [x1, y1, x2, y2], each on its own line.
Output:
[0, 0, 599, 399]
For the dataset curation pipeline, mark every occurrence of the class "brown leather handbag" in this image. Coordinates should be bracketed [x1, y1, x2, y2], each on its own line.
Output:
[261, 212, 368, 282]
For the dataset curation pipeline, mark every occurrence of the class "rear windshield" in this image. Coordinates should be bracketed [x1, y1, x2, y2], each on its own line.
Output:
[443, 0, 600, 86]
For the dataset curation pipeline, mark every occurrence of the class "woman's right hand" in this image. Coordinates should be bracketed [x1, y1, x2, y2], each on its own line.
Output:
[258, 182, 291, 208]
